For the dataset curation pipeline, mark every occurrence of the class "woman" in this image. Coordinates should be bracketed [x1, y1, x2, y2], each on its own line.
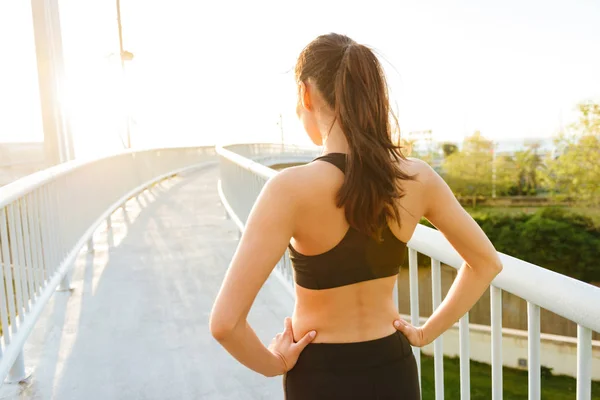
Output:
[210, 33, 503, 399]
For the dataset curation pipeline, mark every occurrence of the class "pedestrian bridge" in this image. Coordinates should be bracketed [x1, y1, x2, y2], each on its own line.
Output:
[0, 144, 598, 399]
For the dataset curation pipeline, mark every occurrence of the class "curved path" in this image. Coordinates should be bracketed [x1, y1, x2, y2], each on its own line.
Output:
[2, 166, 293, 400]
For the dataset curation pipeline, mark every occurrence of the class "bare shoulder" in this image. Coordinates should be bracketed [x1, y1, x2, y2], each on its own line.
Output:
[401, 157, 456, 209]
[264, 163, 321, 200]
[402, 157, 438, 186]
[263, 166, 303, 195]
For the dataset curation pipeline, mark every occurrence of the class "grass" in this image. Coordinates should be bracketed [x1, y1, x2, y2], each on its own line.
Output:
[420, 354, 600, 399]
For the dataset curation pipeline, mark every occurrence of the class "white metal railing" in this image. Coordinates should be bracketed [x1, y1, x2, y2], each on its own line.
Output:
[216, 143, 600, 400]
[0, 146, 215, 385]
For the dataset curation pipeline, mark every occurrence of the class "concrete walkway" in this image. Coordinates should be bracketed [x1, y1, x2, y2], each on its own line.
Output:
[2, 166, 294, 400]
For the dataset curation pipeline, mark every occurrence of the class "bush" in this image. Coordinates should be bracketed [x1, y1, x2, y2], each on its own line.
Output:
[420, 207, 600, 283]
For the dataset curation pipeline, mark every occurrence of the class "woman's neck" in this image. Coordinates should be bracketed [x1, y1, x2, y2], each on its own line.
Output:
[321, 122, 350, 155]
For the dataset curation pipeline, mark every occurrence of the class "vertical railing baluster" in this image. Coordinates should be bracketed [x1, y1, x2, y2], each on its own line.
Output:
[42, 186, 55, 279]
[43, 186, 56, 277]
[393, 249, 403, 311]
[51, 181, 62, 266]
[25, 195, 39, 295]
[491, 285, 503, 400]
[50, 184, 62, 272]
[0, 209, 12, 345]
[527, 302, 541, 400]
[408, 248, 421, 389]
[459, 312, 470, 400]
[20, 198, 36, 303]
[30, 190, 45, 291]
[63, 174, 72, 252]
[576, 325, 592, 400]
[431, 258, 444, 400]
[7, 205, 25, 321]
[72, 173, 80, 250]
[56, 178, 66, 263]
[14, 201, 31, 313]
[0, 210, 17, 339]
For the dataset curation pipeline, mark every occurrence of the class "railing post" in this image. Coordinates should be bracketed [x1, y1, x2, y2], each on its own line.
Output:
[107, 215, 114, 247]
[576, 325, 592, 400]
[408, 248, 421, 392]
[527, 302, 541, 400]
[392, 275, 399, 311]
[459, 312, 471, 400]
[431, 259, 444, 400]
[5, 351, 29, 383]
[57, 272, 72, 292]
[56, 232, 82, 292]
[491, 286, 503, 400]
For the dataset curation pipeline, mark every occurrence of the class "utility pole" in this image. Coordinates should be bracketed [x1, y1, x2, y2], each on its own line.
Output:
[279, 113, 284, 145]
[116, 0, 131, 148]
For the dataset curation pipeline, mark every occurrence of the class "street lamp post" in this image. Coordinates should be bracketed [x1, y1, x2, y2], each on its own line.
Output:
[116, 0, 132, 149]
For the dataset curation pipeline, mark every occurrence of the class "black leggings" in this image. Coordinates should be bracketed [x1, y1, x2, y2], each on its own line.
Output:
[283, 330, 420, 399]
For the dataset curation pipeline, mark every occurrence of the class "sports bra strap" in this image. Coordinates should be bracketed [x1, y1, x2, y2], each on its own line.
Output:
[312, 153, 347, 173]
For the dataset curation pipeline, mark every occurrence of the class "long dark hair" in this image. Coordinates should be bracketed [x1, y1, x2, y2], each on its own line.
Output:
[295, 33, 414, 239]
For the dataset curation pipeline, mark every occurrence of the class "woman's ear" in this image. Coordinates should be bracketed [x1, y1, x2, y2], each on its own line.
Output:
[299, 81, 312, 112]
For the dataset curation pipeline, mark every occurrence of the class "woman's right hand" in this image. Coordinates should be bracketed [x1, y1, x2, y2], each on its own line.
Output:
[268, 317, 316, 373]
[393, 318, 427, 347]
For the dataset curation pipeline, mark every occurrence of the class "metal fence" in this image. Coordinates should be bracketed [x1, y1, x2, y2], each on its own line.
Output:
[0, 146, 215, 385]
[216, 143, 600, 400]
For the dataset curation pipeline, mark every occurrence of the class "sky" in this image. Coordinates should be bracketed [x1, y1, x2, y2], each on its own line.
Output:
[0, 0, 599, 158]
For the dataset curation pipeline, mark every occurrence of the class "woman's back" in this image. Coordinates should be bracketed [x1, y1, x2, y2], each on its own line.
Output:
[210, 33, 502, 399]
[288, 154, 429, 343]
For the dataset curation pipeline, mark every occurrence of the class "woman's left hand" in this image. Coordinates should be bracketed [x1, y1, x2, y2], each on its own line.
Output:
[393, 318, 427, 347]
[268, 317, 316, 374]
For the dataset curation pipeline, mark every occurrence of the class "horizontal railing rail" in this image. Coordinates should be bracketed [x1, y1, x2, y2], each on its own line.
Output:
[216, 143, 600, 400]
[0, 146, 216, 386]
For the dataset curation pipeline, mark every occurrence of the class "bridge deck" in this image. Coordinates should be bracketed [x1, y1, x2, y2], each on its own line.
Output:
[3, 166, 293, 400]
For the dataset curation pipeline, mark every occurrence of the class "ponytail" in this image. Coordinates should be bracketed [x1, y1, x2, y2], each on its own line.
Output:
[296, 34, 414, 239]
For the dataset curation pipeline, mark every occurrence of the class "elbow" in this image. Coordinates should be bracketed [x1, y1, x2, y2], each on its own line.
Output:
[470, 255, 503, 279]
[490, 256, 503, 276]
[209, 313, 236, 341]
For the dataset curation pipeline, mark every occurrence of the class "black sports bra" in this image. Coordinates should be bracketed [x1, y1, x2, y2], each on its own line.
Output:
[288, 153, 407, 290]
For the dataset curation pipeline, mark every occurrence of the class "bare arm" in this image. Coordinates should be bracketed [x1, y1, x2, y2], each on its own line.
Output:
[209, 169, 314, 376]
[396, 162, 503, 345]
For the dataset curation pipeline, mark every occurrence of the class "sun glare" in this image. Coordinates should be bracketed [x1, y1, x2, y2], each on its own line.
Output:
[2, 0, 599, 159]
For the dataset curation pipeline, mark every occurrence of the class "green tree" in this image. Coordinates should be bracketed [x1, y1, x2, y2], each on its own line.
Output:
[513, 147, 543, 196]
[494, 154, 519, 196]
[442, 142, 459, 157]
[543, 102, 600, 204]
[443, 131, 494, 206]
